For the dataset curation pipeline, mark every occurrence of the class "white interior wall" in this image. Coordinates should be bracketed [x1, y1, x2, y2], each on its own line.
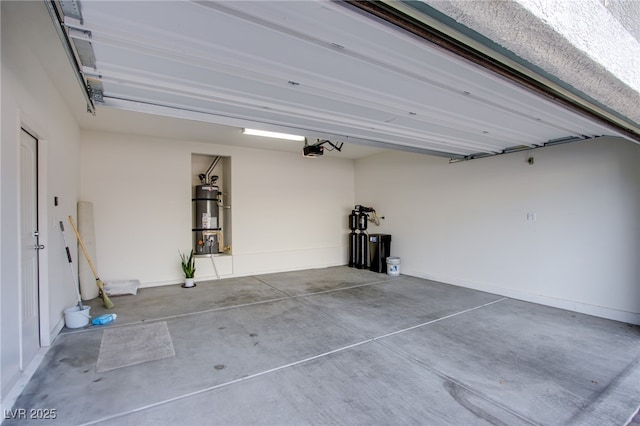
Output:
[355, 137, 640, 324]
[79, 130, 355, 286]
[1, 2, 81, 408]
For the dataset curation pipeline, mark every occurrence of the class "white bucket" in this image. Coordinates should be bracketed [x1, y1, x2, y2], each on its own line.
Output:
[386, 257, 401, 276]
[64, 305, 91, 329]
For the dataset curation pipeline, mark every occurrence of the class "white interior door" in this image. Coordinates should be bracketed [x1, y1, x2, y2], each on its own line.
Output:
[20, 128, 41, 369]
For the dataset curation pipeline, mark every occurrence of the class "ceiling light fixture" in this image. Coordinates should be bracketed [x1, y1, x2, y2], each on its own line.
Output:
[242, 128, 306, 141]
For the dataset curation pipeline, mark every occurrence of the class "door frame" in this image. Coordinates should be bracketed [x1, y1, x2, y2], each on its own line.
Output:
[19, 115, 51, 350]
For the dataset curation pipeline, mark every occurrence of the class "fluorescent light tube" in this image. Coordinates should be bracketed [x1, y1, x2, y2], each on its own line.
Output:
[242, 128, 305, 141]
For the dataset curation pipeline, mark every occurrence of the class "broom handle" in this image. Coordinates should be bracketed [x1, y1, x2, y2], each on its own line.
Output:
[68, 215, 100, 279]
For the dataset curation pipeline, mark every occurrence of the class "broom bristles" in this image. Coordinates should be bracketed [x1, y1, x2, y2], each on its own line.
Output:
[97, 279, 114, 309]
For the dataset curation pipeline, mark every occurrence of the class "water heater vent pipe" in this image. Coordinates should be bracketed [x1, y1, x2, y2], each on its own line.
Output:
[204, 156, 221, 185]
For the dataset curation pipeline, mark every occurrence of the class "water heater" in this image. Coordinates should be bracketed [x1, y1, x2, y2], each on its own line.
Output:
[193, 184, 220, 254]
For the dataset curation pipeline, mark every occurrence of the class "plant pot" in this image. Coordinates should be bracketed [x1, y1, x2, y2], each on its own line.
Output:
[182, 278, 196, 288]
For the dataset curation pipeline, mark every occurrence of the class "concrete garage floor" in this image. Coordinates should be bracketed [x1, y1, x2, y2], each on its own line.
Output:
[6, 266, 640, 425]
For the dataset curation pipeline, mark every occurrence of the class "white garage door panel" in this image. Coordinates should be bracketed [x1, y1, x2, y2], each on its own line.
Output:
[67, 1, 625, 157]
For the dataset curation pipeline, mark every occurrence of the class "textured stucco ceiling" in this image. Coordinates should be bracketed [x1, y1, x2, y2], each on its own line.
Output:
[598, 0, 640, 42]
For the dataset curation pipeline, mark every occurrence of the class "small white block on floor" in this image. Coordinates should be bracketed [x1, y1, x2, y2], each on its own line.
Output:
[96, 321, 175, 373]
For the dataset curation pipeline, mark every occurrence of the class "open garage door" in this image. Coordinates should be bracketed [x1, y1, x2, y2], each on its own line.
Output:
[47, 0, 637, 160]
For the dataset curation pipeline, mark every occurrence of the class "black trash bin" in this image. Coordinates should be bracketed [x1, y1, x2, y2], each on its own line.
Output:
[369, 234, 391, 273]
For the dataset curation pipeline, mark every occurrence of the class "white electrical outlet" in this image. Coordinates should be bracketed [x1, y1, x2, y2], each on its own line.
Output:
[527, 212, 537, 222]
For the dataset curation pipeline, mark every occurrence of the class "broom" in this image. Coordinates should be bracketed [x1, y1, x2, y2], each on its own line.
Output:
[68, 215, 114, 309]
[59, 221, 85, 312]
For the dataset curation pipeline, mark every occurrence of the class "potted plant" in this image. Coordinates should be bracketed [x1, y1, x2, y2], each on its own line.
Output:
[180, 249, 196, 288]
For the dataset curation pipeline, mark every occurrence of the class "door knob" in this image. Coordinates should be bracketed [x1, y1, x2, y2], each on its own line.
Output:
[34, 244, 45, 250]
